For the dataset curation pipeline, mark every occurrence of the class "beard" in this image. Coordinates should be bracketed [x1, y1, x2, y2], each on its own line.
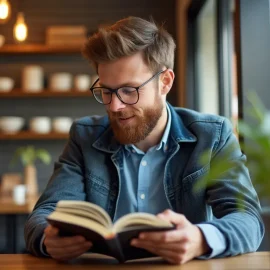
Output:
[108, 96, 164, 145]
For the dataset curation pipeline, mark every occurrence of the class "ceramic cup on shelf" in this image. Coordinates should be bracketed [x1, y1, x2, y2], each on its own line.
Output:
[22, 65, 44, 92]
[0, 77, 14, 92]
[49, 73, 72, 92]
[29, 117, 51, 134]
[74, 74, 91, 92]
[52, 117, 73, 133]
[13, 184, 27, 205]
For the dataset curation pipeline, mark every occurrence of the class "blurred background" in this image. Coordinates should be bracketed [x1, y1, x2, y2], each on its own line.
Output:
[0, 0, 269, 253]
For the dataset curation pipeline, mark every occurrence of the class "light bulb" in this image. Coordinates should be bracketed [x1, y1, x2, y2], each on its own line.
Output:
[0, 0, 11, 23]
[14, 12, 28, 42]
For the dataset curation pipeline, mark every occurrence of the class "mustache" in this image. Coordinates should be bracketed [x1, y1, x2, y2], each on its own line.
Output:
[108, 111, 135, 119]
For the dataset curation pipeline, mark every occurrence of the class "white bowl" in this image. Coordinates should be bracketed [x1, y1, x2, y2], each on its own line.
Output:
[29, 117, 51, 134]
[0, 117, 25, 133]
[52, 117, 72, 133]
[0, 77, 14, 92]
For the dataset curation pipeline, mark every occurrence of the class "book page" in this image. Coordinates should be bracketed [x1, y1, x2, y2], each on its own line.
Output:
[47, 211, 112, 238]
[56, 200, 112, 227]
[56, 208, 110, 227]
[113, 212, 173, 233]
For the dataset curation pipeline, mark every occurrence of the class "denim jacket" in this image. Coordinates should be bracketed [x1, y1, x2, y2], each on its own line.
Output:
[24, 103, 264, 257]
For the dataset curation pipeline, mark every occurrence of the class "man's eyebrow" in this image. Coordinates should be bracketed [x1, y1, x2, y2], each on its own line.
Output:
[98, 81, 140, 88]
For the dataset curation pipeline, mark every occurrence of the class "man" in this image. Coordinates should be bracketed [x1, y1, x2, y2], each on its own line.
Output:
[24, 16, 264, 265]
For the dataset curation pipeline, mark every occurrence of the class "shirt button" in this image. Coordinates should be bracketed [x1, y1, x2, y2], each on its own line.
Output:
[141, 160, 147, 166]
[140, 194, 145, 200]
[164, 145, 168, 151]
[132, 149, 136, 153]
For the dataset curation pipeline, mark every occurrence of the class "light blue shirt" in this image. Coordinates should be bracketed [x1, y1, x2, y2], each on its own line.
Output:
[113, 104, 226, 258]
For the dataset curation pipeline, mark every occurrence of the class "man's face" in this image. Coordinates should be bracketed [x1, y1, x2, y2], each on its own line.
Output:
[98, 53, 165, 145]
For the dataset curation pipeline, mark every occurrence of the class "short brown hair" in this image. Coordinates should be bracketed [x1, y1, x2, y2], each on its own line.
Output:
[82, 16, 176, 73]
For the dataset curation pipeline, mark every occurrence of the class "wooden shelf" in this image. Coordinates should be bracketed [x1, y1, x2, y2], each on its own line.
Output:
[0, 196, 39, 214]
[0, 131, 69, 140]
[0, 44, 83, 54]
[0, 89, 92, 98]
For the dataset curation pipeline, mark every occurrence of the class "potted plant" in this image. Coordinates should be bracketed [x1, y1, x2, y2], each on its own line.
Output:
[11, 145, 51, 198]
[194, 92, 270, 250]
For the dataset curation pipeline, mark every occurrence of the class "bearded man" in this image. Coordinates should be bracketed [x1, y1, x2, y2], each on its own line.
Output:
[25, 16, 263, 265]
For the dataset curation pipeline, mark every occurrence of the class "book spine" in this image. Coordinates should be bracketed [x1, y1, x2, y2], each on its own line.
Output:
[105, 237, 125, 263]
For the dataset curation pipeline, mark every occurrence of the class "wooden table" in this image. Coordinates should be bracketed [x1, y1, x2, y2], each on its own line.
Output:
[0, 252, 269, 269]
[0, 196, 38, 253]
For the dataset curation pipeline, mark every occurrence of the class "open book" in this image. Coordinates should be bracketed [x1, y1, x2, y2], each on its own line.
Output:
[46, 200, 174, 262]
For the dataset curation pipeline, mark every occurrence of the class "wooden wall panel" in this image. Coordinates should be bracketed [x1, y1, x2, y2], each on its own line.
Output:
[175, 0, 192, 107]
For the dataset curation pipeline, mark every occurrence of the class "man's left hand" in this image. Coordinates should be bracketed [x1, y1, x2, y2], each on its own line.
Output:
[130, 209, 210, 265]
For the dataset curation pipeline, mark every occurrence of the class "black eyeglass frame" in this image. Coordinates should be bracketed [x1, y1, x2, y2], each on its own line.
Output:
[89, 69, 166, 105]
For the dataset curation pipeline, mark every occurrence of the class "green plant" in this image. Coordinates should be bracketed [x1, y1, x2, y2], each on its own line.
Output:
[10, 145, 51, 167]
[194, 92, 270, 201]
[237, 92, 270, 199]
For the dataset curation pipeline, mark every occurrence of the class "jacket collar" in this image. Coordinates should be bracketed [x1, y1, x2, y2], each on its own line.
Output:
[167, 103, 197, 143]
[92, 102, 197, 153]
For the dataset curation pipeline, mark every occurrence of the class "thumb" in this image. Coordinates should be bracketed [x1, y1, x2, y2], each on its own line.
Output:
[157, 209, 187, 227]
[44, 225, 59, 237]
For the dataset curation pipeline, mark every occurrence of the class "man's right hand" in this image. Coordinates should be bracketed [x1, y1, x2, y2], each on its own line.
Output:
[44, 225, 92, 261]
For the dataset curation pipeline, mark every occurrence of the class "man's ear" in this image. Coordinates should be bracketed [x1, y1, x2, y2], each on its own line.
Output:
[160, 69, 175, 95]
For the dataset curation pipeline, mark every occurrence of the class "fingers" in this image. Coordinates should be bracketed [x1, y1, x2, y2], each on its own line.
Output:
[48, 242, 92, 261]
[131, 239, 191, 265]
[43, 225, 92, 261]
[44, 234, 87, 248]
[136, 228, 189, 243]
[131, 240, 187, 252]
[44, 225, 59, 237]
[139, 246, 188, 265]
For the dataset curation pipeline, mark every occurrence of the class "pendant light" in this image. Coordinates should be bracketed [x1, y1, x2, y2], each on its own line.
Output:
[0, 0, 11, 24]
[14, 12, 28, 42]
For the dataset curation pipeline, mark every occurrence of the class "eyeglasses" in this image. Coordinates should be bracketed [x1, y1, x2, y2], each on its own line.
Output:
[90, 70, 166, 105]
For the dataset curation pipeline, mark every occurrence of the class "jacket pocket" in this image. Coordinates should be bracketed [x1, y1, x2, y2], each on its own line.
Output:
[86, 171, 111, 195]
[84, 171, 116, 210]
[182, 165, 210, 192]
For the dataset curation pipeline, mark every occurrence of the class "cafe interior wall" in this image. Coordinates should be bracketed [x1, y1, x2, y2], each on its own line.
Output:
[0, 0, 176, 253]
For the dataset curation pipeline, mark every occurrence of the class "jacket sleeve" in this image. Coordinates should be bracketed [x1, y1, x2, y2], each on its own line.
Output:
[24, 122, 86, 257]
[202, 118, 264, 257]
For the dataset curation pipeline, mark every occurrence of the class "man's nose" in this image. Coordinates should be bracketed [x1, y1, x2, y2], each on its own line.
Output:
[108, 94, 127, 112]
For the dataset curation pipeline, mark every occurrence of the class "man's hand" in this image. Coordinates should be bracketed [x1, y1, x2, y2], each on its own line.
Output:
[44, 225, 92, 261]
[130, 209, 210, 265]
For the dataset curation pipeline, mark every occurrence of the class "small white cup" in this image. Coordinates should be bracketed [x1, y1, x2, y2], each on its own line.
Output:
[29, 117, 51, 133]
[74, 74, 91, 92]
[13, 185, 26, 205]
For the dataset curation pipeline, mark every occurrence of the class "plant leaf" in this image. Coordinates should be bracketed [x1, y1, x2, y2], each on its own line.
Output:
[10, 145, 51, 167]
[35, 149, 51, 165]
